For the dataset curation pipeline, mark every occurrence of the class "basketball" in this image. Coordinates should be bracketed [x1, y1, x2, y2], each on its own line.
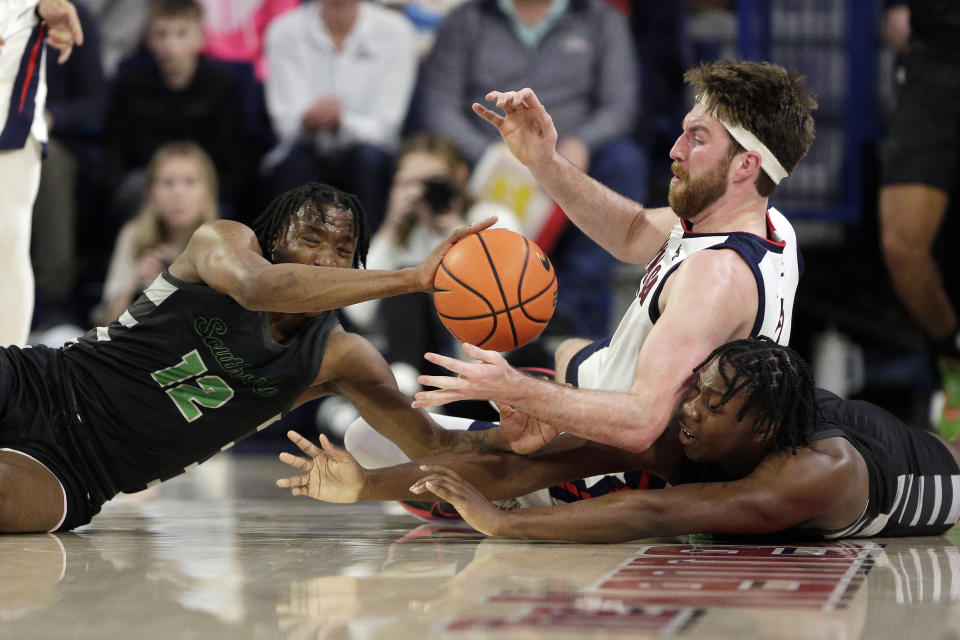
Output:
[433, 229, 558, 352]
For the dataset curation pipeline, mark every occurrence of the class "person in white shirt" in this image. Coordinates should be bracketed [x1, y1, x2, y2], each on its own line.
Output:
[0, 0, 82, 346]
[262, 0, 417, 229]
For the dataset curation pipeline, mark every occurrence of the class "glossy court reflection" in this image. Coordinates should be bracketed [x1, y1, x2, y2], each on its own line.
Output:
[1, 456, 959, 640]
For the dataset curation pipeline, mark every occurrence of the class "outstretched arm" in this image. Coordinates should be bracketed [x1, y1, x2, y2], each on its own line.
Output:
[473, 88, 676, 264]
[415, 447, 854, 542]
[276, 428, 680, 504]
[303, 329, 508, 461]
[298, 327, 541, 464]
[170, 218, 494, 314]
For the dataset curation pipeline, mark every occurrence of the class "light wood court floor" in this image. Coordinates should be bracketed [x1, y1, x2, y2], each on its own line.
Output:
[2, 454, 959, 639]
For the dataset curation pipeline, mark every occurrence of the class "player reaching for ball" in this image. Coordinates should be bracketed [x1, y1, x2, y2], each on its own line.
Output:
[0, 182, 523, 533]
[278, 338, 960, 542]
[345, 60, 818, 510]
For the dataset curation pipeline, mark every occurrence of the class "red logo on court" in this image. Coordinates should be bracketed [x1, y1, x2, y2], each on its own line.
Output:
[592, 544, 877, 611]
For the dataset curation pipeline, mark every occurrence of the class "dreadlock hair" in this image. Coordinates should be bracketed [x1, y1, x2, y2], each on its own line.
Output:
[250, 182, 371, 269]
[694, 336, 819, 454]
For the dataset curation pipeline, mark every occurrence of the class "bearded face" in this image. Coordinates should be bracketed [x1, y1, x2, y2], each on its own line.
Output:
[668, 154, 731, 221]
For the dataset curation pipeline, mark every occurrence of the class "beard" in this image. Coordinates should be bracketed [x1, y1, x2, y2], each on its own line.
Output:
[668, 158, 729, 221]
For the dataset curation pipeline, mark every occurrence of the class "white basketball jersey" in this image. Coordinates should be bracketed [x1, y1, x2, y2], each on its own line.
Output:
[577, 207, 800, 393]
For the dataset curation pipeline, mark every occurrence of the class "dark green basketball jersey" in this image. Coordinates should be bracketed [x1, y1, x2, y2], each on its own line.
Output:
[60, 271, 338, 495]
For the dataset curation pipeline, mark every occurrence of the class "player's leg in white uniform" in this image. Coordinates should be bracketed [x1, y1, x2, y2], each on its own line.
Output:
[0, 137, 41, 346]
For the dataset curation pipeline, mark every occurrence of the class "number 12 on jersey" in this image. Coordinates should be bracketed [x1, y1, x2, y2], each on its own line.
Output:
[151, 349, 235, 422]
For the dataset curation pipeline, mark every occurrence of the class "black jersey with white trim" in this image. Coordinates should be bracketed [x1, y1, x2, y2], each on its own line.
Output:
[811, 389, 960, 539]
[60, 271, 338, 495]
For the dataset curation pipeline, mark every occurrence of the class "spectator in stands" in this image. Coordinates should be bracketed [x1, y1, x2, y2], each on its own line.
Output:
[878, 0, 960, 438]
[31, 1, 106, 329]
[378, 0, 467, 58]
[195, 0, 297, 205]
[629, 0, 689, 198]
[95, 142, 219, 325]
[104, 0, 249, 219]
[343, 132, 520, 373]
[80, 0, 151, 79]
[195, 0, 298, 81]
[417, 0, 647, 337]
[262, 0, 418, 231]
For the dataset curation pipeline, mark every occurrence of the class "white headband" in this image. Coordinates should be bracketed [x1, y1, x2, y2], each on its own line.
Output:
[697, 97, 789, 184]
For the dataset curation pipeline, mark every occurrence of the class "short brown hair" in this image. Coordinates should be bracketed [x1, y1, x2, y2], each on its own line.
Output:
[147, 0, 203, 25]
[685, 60, 817, 197]
[399, 131, 469, 177]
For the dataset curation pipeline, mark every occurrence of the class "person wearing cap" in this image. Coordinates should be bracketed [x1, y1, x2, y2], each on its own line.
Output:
[342, 60, 819, 511]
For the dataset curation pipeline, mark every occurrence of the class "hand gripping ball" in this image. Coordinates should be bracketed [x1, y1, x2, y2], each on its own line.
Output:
[433, 229, 557, 352]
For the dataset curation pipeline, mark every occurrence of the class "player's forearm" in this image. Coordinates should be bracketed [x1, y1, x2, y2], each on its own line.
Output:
[358, 433, 641, 502]
[500, 376, 672, 453]
[491, 493, 663, 542]
[358, 464, 433, 501]
[342, 382, 452, 462]
[413, 347, 675, 452]
[357, 410, 510, 462]
[527, 153, 648, 263]
[443, 427, 512, 454]
[241, 264, 423, 313]
[358, 453, 526, 502]
[488, 476, 812, 542]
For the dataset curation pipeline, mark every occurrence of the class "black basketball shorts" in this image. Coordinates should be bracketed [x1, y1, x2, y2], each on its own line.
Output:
[0, 345, 102, 530]
[881, 47, 960, 193]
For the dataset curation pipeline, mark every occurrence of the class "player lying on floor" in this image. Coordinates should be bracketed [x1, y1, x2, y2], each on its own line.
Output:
[277, 337, 960, 541]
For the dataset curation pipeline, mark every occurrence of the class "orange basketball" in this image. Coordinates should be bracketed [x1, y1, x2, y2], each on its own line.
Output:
[434, 229, 558, 352]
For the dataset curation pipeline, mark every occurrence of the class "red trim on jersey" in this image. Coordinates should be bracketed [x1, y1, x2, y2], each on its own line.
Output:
[555, 482, 592, 500]
[18, 24, 46, 114]
[555, 474, 653, 500]
[681, 210, 786, 248]
[636, 471, 652, 489]
[764, 211, 786, 247]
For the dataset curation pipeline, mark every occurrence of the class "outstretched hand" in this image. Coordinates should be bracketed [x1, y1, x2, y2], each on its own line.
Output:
[472, 88, 558, 170]
[276, 431, 365, 503]
[410, 465, 505, 536]
[413, 216, 497, 292]
[494, 402, 559, 454]
[412, 342, 522, 408]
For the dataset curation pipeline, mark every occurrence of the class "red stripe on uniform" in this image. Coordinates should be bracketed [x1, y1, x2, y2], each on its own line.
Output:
[637, 471, 651, 489]
[557, 473, 655, 500]
[555, 482, 593, 500]
[18, 24, 46, 114]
